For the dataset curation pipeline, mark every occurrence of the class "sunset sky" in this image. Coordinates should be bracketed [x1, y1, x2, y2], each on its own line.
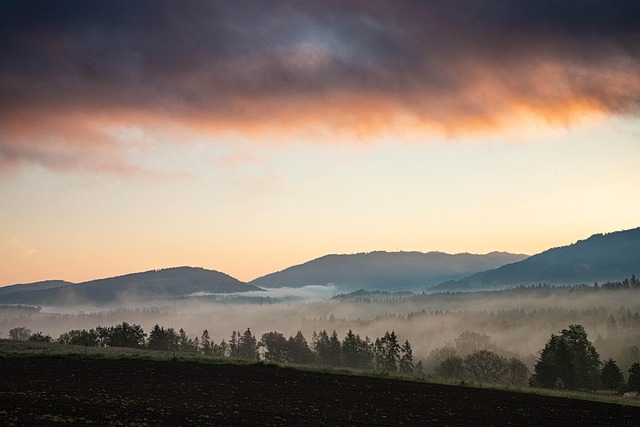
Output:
[1, 1, 639, 286]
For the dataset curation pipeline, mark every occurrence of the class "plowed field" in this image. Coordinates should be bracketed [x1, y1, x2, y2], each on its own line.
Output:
[1, 357, 638, 425]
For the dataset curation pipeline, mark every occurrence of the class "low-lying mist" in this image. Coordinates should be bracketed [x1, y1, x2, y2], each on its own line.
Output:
[2, 286, 639, 373]
[190, 284, 340, 301]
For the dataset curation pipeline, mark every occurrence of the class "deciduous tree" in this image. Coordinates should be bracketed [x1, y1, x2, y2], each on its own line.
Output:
[455, 331, 495, 356]
[28, 331, 52, 343]
[58, 329, 99, 347]
[97, 322, 146, 348]
[8, 326, 31, 341]
[436, 355, 464, 380]
[464, 350, 508, 383]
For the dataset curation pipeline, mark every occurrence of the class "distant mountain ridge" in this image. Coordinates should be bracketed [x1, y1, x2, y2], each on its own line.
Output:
[249, 251, 528, 292]
[2, 227, 637, 306]
[0, 267, 261, 306]
[0, 280, 74, 296]
[431, 228, 640, 292]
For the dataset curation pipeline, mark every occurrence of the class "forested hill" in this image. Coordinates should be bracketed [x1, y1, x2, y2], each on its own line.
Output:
[0, 280, 74, 296]
[0, 267, 261, 306]
[249, 251, 527, 292]
[431, 227, 640, 292]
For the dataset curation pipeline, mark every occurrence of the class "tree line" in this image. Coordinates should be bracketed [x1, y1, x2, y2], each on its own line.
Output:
[8, 324, 419, 375]
[429, 324, 640, 393]
[7, 322, 640, 392]
[424, 331, 530, 387]
[529, 324, 640, 393]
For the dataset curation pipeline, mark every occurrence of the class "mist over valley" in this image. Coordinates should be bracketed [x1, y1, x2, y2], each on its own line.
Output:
[2, 228, 639, 380]
[3, 2, 640, 423]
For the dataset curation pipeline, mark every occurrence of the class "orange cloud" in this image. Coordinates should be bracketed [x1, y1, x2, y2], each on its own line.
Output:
[2, 1, 639, 173]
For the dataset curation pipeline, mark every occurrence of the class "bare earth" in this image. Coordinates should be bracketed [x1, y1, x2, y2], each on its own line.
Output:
[0, 357, 638, 425]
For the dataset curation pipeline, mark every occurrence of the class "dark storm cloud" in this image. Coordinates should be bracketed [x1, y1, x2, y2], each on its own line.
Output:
[1, 0, 639, 172]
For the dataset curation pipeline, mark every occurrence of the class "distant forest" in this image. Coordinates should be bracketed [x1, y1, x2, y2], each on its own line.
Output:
[333, 275, 640, 302]
[10, 323, 420, 376]
[3, 278, 640, 392]
[7, 318, 640, 393]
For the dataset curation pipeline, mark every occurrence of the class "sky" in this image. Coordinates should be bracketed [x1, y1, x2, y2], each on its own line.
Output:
[1, 1, 639, 286]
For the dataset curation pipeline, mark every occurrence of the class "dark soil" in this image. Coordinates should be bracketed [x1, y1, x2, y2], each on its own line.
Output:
[0, 357, 638, 425]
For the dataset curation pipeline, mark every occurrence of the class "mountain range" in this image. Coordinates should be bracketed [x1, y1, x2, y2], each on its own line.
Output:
[249, 251, 527, 292]
[1, 227, 638, 306]
[431, 227, 640, 291]
[0, 267, 259, 307]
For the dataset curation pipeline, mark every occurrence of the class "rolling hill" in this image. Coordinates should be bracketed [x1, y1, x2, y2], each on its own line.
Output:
[249, 251, 528, 292]
[431, 227, 640, 291]
[0, 267, 261, 306]
[3, 226, 637, 305]
[0, 280, 74, 297]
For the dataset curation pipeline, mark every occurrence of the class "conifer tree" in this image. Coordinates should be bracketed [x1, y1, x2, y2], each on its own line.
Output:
[238, 328, 259, 361]
[531, 325, 601, 389]
[627, 362, 640, 392]
[399, 340, 414, 374]
[601, 359, 624, 393]
[201, 329, 212, 355]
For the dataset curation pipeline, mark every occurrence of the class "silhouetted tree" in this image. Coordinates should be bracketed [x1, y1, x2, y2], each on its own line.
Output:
[341, 329, 359, 368]
[328, 330, 341, 364]
[58, 329, 99, 347]
[218, 340, 228, 358]
[436, 355, 464, 381]
[341, 330, 373, 370]
[530, 325, 601, 390]
[313, 330, 341, 366]
[464, 350, 508, 383]
[260, 331, 289, 363]
[177, 328, 197, 352]
[287, 331, 315, 365]
[28, 331, 52, 343]
[399, 340, 414, 374]
[201, 329, 212, 355]
[147, 325, 176, 351]
[627, 362, 640, 392]
[228, 331, 240, 358]
[601, 359, 624, 393]
[96, 322, 146, 348]
[237, 328, 259, 360]
[375, 331, 400, 372]
[506, 357, 530, 386]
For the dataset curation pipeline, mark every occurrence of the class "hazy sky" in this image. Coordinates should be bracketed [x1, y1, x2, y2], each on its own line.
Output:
[2, 1, 639, 285]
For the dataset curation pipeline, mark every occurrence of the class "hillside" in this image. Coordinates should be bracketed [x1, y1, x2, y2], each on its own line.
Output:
[431, 227, 640, 291]
[250, 251, 528, 292]
[2, 356, 638, 425]
[0, 267, 261, 306]
[0, 280, 73, 296]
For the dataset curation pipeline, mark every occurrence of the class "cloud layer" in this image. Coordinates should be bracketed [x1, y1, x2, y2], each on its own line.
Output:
[2, 1, 640, 172]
